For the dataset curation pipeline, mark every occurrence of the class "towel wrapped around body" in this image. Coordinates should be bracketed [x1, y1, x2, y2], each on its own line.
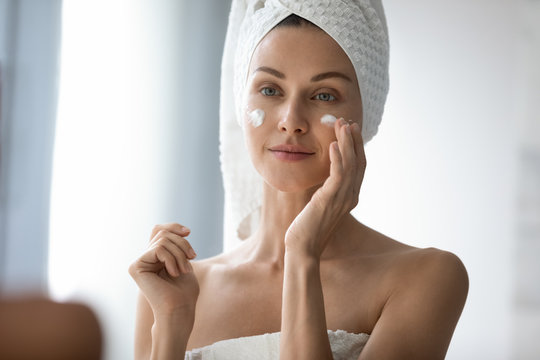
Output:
[185, 329, 369, 360]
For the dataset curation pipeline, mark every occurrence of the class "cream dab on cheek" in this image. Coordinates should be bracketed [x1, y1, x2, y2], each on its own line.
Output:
[248, 109, 265, 128]
[321, 114, 337, 127]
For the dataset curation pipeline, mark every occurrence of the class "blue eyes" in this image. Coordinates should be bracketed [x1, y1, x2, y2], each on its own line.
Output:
[314, 93, 336, 102]
[261, 87, 279, 96]
[260, 87, 336, 102]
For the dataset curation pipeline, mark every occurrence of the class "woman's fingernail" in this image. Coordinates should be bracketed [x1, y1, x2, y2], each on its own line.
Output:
[189, 249, 197, 258]
[181, 226, 190, 233]
[346, 124, 351, 133]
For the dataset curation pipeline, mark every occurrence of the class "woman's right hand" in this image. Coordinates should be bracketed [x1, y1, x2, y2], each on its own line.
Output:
[129, 223, 200, 317]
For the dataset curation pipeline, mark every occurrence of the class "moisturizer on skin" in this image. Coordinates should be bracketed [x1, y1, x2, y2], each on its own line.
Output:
[321, 114, 337, 127]
[248, 109, 265, 128]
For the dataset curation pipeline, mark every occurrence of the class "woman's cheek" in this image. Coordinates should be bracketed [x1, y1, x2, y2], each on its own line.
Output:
[320, 113, 338, 127]
[247, 108, 265, 128]
[243, 92, 268, 128]
[242, 108, 266, 158]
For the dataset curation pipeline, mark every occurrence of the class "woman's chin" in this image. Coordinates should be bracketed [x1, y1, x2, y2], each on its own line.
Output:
[263, 177, 324, 194]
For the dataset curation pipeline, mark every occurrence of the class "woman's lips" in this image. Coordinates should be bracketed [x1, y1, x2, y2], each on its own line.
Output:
[268, 144, 315, 162]
[271, 151, 314, 161]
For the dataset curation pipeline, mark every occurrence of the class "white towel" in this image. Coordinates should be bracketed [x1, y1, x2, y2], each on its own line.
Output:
[185, 329, 369, 360]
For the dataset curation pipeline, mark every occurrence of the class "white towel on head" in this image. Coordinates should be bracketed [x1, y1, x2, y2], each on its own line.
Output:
[219, 0, 390, 250]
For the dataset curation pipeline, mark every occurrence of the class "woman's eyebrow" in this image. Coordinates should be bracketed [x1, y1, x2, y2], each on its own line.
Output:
[311, 71, 352, 83]
[254, 66, 285, 79]
[254, 67, 352, 83]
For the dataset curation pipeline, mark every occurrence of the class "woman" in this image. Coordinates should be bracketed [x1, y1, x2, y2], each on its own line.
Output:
[129, 1, 468, 359]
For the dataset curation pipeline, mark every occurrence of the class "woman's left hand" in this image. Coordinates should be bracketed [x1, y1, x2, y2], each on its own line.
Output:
[284, 118, 366, 259]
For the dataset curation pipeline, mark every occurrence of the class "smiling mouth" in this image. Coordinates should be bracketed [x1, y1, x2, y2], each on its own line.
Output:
[270, 149, 313, 154]
[269, 149, 314, 161]
[268, 144, 315, 154]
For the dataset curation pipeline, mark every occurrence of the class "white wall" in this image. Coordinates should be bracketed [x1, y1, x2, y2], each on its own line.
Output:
[48, 1, 229, 359]
[354, 0, 539, 359]
[511, 1, 540, 358]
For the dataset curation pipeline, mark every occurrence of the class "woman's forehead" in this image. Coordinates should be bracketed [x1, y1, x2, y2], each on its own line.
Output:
[248, 25, 357, 81]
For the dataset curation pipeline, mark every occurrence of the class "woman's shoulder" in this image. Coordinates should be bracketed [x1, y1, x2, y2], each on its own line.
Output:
[344, 225, 469, 344]
[388, 246, 469, 292]
[190, 251, 229, 282]
[353, 224, 469, 303]
[190, 247, 251, 286]
[353, 221, 465, 268]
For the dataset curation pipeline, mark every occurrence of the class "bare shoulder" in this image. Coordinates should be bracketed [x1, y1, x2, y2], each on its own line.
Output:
[388, 246, 469, 299]
[353, 226, 469, 359]
[351, 223, 468, 298]
[190, 238, 260, 276]
[190, 249, 238, 284]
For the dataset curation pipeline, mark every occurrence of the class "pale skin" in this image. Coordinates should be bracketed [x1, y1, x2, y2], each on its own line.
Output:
[129, 24, 469, 360]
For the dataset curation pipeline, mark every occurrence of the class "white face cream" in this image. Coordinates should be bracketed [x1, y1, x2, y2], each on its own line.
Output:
[320, 114, 337, 127]
[248, 109, 265, 128]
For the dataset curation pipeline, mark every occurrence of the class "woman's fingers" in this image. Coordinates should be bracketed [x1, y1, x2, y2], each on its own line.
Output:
[329, 141, 343, 186]
[154, 231, 196, 272]
[333, 118, 358, 181]
[334, 119, 355, 171]
[151, 223, 190, 241]
[136, 223, 198, 278]
[138, 237, 192, 277]
[350, 123, 366, 195]
[351, 122, 365, 168]
[329, 118, 365, 210]
[153, 236, 193, 274]
[154, 246, 181, 277]
[153, 230, 197, 259]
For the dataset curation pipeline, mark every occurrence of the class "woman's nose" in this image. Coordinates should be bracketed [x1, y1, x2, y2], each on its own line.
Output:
[277, 99, 309, 135]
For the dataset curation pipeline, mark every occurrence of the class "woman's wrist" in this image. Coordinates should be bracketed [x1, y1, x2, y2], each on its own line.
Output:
[151, 297, 196, 321]
[150, 310, 194, 360]
[150, 324, 189, 360]
[284, 242, 322, 263]
[153, 306, 195, 332]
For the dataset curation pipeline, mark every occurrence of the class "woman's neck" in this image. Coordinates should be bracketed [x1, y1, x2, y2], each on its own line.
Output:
[243, 182, 358, 267]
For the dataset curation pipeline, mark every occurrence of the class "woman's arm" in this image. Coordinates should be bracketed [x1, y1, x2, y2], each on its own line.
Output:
[280, 119, 364, 359]
[134, 290, 197, 360]
[134, 292, 196, 360]
[280, 251, 333, 360]
[149, 308, 195, 360]
[134, 293, 154, 359]
[130, 223, 199, 360]
[359, 249, 469, 360]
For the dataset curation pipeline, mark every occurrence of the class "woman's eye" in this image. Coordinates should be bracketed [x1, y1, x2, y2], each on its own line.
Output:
[315, 93, 336, 102]
[261, 87, 279, 96]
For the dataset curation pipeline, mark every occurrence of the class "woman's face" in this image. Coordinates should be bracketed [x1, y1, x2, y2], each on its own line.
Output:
[243, 24, 363, 193]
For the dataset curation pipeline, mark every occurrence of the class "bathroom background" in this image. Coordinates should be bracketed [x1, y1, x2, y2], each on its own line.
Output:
[1, 0, 538, 359]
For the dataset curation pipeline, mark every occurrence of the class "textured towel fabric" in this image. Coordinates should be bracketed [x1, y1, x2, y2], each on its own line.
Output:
[185, 330, 369, 360]
[220, 0, 390, 249]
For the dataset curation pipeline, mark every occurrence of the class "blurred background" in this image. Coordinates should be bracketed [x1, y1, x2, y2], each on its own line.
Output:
[0, 0, 538, 359]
